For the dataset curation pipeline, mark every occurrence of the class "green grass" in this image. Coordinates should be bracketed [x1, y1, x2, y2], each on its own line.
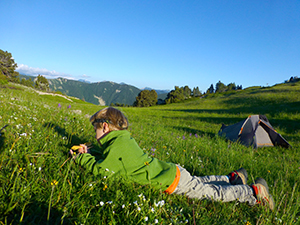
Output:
[0, 82, 299, 224]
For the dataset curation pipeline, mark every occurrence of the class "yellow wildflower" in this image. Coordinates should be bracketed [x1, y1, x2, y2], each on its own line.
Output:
[51, 180, 58, 186]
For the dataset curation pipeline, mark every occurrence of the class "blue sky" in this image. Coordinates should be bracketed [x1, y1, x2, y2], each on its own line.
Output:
[1, 1, 299, 91]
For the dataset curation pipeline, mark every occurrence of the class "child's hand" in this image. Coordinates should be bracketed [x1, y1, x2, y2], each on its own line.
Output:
[78, 144, 89, 154]
[71, 144, 90, 154]
[69, 149, 78, 158]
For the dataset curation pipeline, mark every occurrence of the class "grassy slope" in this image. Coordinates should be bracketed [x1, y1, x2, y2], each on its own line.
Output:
[0, 82, 299, 224]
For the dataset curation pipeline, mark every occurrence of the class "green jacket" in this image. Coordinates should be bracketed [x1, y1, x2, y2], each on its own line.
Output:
[75, 130, 177, 191]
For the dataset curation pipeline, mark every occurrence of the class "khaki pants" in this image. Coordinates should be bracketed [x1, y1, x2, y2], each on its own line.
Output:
[172, 166, 257, 206]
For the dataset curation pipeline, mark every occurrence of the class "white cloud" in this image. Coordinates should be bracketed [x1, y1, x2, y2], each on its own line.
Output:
[16, 64, 75, 80]
[81, 74, 90, 78]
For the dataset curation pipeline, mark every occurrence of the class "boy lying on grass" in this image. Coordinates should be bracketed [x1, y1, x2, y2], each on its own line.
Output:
[69, 107, 274, 210]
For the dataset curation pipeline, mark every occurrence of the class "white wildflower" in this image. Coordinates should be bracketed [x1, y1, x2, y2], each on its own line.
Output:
[100, 201, 104, 206]
[155, 200, 165, 207]
[155, 219, 159, 224]
[144, 217, 148, 222]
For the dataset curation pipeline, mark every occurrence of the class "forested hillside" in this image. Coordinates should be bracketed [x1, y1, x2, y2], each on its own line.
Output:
[48, 77, 141, 106]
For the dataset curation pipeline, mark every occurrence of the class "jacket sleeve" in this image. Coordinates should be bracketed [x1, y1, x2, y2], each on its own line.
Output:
[75, 153, 104, 176]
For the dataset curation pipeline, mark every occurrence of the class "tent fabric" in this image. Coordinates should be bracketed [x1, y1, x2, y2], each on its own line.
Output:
[218, 115, 290, 148]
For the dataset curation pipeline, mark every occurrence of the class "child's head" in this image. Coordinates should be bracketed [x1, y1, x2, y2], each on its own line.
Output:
[90, 107, 128, 131]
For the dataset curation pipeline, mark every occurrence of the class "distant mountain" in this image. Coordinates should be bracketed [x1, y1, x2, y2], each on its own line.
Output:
[78, 79, 91, 83]
[19, 74, 169, 106]
[143, 87, 170, 95]
[48, 78, 141, 106]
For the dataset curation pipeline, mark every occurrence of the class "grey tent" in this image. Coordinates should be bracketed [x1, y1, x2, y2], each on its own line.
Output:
[218, 115, 290, 148]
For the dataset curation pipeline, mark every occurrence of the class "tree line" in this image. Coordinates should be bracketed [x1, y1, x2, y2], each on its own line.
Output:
[134, 81, 242, 107]
[0, 49, 49, 91]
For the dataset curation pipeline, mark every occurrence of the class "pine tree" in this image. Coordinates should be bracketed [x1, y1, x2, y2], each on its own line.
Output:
[0, 49, 20, 83]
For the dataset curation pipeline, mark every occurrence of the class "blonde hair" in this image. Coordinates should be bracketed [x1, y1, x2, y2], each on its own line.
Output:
[90, 107, 128, 130]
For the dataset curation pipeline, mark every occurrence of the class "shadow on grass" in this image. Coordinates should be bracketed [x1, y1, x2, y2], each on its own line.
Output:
[162, 99, 300, 143]
[43, 122, 103, 160]
[43, 122, 88, 150]
[4, 200, 74, 225]
[170, 125, 216, 139]
[0, 124, 9, 151]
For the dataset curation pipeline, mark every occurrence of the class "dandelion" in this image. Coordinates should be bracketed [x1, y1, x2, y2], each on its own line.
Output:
[245, 221, 252, 225]
[19, 167, 24, 173]
[144, 161, 150, 166]
[51, 180, 58, 186]
[268, 170, 271, 173]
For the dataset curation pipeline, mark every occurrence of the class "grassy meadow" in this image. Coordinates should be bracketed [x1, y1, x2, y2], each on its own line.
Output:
[0, 82, 300, 224]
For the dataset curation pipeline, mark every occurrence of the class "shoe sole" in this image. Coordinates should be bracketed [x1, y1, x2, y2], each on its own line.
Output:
[254, 178, 275, 210]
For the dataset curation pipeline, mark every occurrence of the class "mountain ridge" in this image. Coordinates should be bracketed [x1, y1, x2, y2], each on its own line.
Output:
[19, 74, 169, 106]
